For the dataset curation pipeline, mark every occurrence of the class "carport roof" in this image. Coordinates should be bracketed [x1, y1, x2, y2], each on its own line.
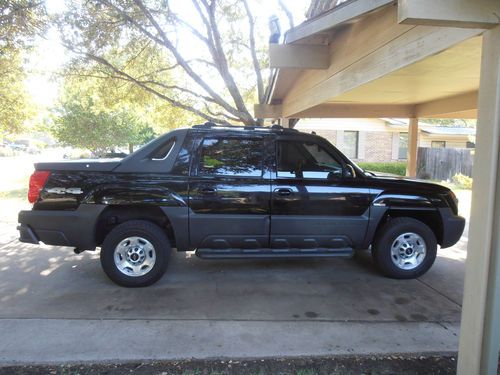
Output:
[257, 0, 486, 120]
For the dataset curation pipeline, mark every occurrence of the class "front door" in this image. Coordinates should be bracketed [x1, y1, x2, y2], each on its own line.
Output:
[189, 135, 272, 249]
[271, 137, 371, 250]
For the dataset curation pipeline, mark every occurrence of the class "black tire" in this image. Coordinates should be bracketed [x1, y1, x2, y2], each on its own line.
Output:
[100, 220, 171, 287]
[372, 217, 437, 279]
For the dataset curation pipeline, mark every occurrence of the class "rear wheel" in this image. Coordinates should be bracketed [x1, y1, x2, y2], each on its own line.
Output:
[372, 217, 437, 279]
[100, 220, 170, 287]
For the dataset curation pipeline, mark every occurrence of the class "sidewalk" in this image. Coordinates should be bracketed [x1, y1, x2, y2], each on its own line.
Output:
[0, 319, 459, 365]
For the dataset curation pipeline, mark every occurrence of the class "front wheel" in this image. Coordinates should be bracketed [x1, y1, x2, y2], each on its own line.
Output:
[372, 217, 437, 279]
[100, 220, 171, 287]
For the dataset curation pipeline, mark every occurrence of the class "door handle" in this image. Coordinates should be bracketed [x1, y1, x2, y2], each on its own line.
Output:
[200, 187, 217, 195]
[274, 188, 292, 196]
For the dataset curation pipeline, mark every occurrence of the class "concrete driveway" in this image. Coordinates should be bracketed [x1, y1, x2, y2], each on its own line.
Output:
[0, 191, 470, 365]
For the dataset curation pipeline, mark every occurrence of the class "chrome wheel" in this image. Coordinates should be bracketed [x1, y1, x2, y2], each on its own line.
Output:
[390, 232, 427, 270]
[113, 236, 156, 277]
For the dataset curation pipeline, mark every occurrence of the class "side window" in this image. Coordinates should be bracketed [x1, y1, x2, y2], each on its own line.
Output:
[151, 138, 175, 160]
[277, 140, 343, 180]
[198, 137, 264, 177]
[398, 132, 408, 160]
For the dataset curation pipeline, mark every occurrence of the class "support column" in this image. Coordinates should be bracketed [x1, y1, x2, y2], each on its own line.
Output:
[458, 25, 500, 375]
[406, 118, 418, 177]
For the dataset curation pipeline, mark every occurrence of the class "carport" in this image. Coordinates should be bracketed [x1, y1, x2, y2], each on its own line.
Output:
[255, 0, 500, 373]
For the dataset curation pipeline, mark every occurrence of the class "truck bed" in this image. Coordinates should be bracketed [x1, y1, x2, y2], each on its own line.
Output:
[35, 160, 121, 172]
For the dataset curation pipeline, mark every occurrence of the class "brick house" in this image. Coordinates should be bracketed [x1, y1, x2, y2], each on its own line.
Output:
[295, 118, 476, 163]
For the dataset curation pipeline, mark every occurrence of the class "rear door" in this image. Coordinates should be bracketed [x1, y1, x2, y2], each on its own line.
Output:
[270, 136, 371, 250]
[188, 134, 272, 250]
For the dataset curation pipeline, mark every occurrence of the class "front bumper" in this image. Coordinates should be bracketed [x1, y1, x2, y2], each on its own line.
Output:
[439, 208, 466, 248]
[17, 204, 106, 250]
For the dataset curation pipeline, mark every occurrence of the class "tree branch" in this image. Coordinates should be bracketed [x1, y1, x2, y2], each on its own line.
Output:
[278, 0, 294, 29]
[61, 70, 217, 104]
[203, 102, 240, 123]
[64, 46, 235, 124]
[193, 0, 255, 123]
[127, 0, 249, 121]
[64, 0, 259, 125]
[242, 0, 264, 104]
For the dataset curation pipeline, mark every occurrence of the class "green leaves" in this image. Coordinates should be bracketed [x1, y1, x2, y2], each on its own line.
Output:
[0, 0, 47, 51]
[56, 0, 272, 125]
[0, 49, 34, 134]
[50, 61, 194, 155]
[52, 96, 156, 156]
[0, 1, 47, 134]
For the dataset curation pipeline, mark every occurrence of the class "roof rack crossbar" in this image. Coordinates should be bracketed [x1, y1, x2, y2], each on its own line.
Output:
[192, 121, 299, 133]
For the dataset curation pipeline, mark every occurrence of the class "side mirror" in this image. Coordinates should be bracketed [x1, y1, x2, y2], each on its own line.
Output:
[344, 164, 356, 178]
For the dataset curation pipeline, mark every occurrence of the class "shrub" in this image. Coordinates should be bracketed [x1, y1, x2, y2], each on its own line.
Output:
[452, 173, 473, 190]
[357, 162, 407, 176]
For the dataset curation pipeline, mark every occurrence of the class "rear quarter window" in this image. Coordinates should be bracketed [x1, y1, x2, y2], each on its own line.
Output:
[151, 138, 176, 160]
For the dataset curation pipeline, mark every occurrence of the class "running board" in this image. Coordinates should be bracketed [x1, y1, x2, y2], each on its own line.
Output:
[195, 248, 354, 259]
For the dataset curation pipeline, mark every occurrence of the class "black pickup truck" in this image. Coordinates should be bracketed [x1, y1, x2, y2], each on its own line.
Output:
[18, 123, 465, 287]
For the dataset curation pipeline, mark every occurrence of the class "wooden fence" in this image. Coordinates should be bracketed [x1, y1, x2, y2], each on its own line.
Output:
[417, 147, 474, 181]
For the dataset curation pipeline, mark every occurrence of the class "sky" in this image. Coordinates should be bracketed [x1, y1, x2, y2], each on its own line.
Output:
[26, 0, 309, 110]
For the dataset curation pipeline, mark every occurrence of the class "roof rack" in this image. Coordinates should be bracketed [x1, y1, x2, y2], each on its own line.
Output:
[271, 124, 299, 133]
[192, 121, 268, 131]
[192, 121, 299, 133]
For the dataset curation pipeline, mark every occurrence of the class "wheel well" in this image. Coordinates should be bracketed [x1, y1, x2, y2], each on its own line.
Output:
[373, 209, 443, 245]
[95, 205, 176, 247]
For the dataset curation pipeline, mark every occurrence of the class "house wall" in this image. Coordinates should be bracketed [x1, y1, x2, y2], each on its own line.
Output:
[296, 118, 399, 162]
[309, 129, 338, 146]
[295, 118, 474, 163]
[364, 131, 394, 162]
[300, 128, 395, 162]
[419, 134, 470, 148]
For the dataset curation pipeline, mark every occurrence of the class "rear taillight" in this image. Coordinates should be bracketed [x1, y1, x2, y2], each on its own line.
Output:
[28, 171, 51, 203]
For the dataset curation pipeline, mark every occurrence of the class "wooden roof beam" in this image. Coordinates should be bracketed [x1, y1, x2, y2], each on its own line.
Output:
[254, 103, 419, 119]
[294, 103, 415, 118]
[254, 104, 282, 119]
[269, 44, 330, 70]
[398, 0, 500, 29]
[416, 91, 479, 118]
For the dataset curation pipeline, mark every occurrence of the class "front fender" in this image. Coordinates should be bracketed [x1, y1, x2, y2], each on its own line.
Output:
[362, 193, 442, 248]
[372, 193, 437, 208]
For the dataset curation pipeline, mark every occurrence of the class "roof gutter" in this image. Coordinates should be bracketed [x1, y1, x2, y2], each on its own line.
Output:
[285, 0, 396, 44]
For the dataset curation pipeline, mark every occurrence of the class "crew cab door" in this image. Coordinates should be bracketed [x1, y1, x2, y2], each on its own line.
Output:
[188, 134, 272, 249]
[270, 137, 371, 250]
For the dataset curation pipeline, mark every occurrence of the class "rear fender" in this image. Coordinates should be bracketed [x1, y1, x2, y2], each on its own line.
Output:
[88, 185, 190, 250]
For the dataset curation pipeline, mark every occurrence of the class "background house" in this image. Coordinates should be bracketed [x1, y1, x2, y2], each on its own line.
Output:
[295, 118, 476, 163]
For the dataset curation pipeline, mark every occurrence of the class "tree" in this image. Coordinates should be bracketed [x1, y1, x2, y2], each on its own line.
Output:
[59, 59, 197, 133]
[0, 49, 35, 134]
[0, 1, 47, 134]
[50, 52, 196, 154]
[57, 0, 272, 125]
[422, 118, 476, 128]
[52, 96, 156, 156]
[0, 0, 46, 51]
